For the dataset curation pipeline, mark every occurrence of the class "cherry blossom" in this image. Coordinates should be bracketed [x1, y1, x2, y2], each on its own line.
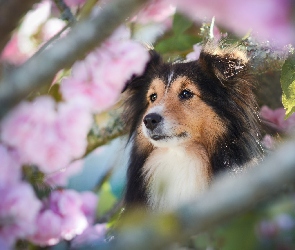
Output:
[134, 0, 175, 24]
[72, 224, 107, 247]
[47, 190, 94, 241]
[0, 183, 41, 247]
[172, 0, 294, 46]
[1, 96, 92, 173]
[0, 144, 21, 188]
[60, 26, 150, 113]
[186, 44, 202, 61]
[64, 0, 86, 7]
[260, 106, 295, 133]
[80, 191, 98, 224]
[29, 210, 62, 246]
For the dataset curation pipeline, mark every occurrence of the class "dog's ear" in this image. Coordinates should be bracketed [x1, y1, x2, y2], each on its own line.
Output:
[122, 50, 162, 92]
[198, 43, 249, 84]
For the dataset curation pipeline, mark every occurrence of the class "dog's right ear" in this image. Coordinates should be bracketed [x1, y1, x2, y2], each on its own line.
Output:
[122, 50, 162, 93]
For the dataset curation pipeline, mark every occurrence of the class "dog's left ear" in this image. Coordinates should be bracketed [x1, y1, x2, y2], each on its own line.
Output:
[198, 43, 249, 84]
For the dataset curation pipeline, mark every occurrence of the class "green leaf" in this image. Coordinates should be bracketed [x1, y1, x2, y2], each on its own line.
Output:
[96, 182, 117, 217]
[281, 55, 295, 118]
[155, 35, 201, 54]
[173, 13, 193, 35]
[214, 213, 259, 250]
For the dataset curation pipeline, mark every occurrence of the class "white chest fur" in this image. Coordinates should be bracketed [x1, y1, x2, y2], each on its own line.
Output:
[143, 147, 210, 211]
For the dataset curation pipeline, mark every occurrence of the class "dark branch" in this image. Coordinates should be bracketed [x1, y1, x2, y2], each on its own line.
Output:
[53, 0, 76, 23]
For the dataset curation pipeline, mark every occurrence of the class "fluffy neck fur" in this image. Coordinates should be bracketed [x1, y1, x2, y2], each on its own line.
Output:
[143, 146, 210, 211]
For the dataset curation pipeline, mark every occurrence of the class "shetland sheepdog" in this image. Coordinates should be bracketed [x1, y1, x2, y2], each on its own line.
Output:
[122, 43, 263, 211]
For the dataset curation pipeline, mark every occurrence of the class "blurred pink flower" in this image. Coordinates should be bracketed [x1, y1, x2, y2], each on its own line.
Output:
[48, 190, 89, 240]
[134, 0, 175, 24]
[60, 27, 150, 113]
[72, 224, 107, 247]
[0, 183, 41, 247]
[1, 96, 92, 173]
[261, 135, 275, 150]
[64, 0, 86, 6]
[0, 144, 21, 188]
[80, 191, 98, 224]
[0, 35, 29, 64]
[173, 0, 294, 46]
[18, 0, 51, 55]
[45, 159, 84, 187]
[186, 44, 202, 61]
[260, 106, 295, 133]
[41, 18, 66, 42]
[29, 210, 62, 246]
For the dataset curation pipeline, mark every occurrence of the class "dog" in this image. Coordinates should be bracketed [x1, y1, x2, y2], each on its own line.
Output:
[122, 43, 263, 211]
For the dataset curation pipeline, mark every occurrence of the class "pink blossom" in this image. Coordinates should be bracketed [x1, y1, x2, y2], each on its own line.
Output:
[0, 144, 21, 188]
[1, 96, 92, 173]
[41, 18, 66, 42]
[260, 106, 295, 133]
[60, 27, 150, 113]
[173, 0, 294, 46]
[134, 0, 175, 24]
[29, 210, 62, 246]
[18, 0, 51, 55]
[30, 189, 95, 246]
[80, 191, 98, 224]
[186, 44, 202, 61]
[261, 135, 275, 150]
[72, 224, 107, 247]
[45, 159, 84, 187]
[0, 35, 29, 64]
[0, 183, 41, 247]
[64, 0, 86, 7]
[48, 190, 89, 240]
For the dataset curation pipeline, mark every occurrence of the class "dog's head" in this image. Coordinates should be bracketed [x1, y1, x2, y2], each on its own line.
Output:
[123, 43, 257, 155]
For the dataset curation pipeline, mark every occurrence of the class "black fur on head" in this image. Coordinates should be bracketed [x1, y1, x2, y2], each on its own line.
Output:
[122, 43, 263, 205]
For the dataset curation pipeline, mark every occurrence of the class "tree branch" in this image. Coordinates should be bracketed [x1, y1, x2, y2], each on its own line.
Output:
[0, 0, 41, 53]
[92, 135, 295, 250]
[85, 108, 127, 157]
[0, 0, 150, 120]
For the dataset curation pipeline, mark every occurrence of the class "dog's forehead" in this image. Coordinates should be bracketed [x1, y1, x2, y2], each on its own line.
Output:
[150, 64, 198, 92]
[157, 61, 198, 88]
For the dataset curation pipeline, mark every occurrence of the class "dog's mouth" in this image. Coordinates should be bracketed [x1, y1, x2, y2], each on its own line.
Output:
[150, 132, 188, 141]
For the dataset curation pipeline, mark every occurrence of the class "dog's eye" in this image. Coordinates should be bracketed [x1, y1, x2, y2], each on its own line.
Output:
[149, 93, 157, 102]
[179, 89, 194, 100]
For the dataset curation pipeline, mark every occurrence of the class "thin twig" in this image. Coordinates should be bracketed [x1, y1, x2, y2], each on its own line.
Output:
[53, 0, 76, 23]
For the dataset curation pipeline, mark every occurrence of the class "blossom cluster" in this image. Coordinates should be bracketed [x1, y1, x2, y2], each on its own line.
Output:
[0, 0, 149, 248]
[137, 0, 294, 46]
[260, 106, 295, 150]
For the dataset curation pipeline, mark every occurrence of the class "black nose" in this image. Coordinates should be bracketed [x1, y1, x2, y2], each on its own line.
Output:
[143, 113, 162, 131]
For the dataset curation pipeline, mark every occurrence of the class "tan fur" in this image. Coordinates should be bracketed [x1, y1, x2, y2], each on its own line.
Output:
[202, 42, 249, 64]
[143, 76, 226, 158]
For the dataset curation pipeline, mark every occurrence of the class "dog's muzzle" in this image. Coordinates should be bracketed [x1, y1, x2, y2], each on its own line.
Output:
[143, 113, 163, 131]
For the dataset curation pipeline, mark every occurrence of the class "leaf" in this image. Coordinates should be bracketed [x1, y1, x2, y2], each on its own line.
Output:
[280, 55, 295, 118]
[155, 35, 201, 54]
[96, 182, 117, 218]
[173, 13, 193, 35]
[213, 213, 259, 250]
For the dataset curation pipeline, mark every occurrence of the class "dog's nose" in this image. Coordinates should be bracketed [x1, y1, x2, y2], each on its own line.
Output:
[143, 113, 162, 131]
